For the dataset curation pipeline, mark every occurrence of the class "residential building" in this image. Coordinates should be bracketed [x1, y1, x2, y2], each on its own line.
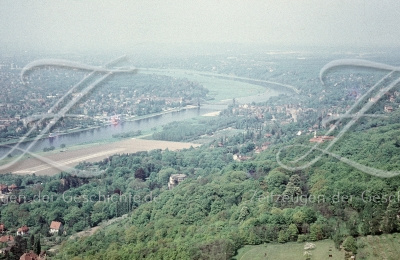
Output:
[49, 221, 63, 235]
[168, 174, 187, 189]
[16, 225, 29, 236]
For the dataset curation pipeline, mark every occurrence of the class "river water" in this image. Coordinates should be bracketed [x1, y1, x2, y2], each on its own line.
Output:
[0, 76, 284, 159]
[0, 105, 224, 158]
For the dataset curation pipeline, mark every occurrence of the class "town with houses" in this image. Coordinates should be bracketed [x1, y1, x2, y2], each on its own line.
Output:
[0, 58, 207, 143]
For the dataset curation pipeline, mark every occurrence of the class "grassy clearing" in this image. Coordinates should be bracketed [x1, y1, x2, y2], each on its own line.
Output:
[193, 127, 243, 145]
[234, 240, 344, 260]
[183, 74, 266, 102]
[356, 233, 400, 260]
[234, 234, 400, 260]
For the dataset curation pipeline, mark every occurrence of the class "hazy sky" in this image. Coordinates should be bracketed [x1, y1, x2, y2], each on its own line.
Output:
[1, 0, 400, 52]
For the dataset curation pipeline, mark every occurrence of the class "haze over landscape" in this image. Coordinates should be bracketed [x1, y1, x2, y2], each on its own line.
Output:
[1, 1, 400, 260]
[1, 0, 400, 52]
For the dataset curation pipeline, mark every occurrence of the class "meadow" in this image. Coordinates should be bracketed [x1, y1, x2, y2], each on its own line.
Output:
[234, 240, 345, 260]
[141, 69, 273, 102]
[356, 233, 400, 260]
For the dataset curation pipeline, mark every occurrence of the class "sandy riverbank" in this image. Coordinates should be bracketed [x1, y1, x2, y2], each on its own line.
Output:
[2, 139, 200, 176]
[202, 111, 221, 117]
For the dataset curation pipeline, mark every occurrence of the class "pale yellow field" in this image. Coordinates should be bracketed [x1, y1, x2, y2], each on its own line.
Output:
[202, 111, 221, 117]
[1, 139, 199, 176]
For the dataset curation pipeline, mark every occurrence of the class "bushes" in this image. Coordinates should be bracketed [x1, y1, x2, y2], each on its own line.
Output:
[342, 236, 357, 254]
[43, 146, 55, 152]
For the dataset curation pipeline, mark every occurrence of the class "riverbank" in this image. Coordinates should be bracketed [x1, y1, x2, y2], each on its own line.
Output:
[2, 138, 200, 176]
[123, 105, 199, 122]
[0, 105, 200, 147]
[0, 107, 212, 172]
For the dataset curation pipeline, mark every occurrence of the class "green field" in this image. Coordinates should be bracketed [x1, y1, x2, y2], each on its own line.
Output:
[234, 240, 345, 260]
[193, 126, 244, 145]
[176, 73, 266, 102]
[356, 233, 400, 260]
[141, 69, 274, 102]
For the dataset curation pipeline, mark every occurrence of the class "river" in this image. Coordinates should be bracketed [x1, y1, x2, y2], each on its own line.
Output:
[0, 105, 227, 158]
[0, 69, 288, 159]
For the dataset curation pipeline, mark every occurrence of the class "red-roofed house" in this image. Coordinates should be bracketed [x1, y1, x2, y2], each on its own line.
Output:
[49, 221, 63, 235]
[19, 250, 46, 260]
[16, 225, 29, 236]
[0, 235, 13, 243]
[0, 185, 8, 194]
[309, 131, 335, 143]
[0, 235, 14, 256]
[8, 184, 17, 191]
[0, 223, 6, 233]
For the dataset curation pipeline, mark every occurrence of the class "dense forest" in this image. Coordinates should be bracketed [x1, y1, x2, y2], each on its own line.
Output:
[52, 117, 400, 259]
[1, 107, 398, 259]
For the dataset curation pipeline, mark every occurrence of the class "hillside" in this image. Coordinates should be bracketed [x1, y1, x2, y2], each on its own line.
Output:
[51, 118, 400, 259]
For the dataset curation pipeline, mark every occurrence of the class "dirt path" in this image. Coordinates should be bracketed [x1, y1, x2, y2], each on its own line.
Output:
[49, 214, 129, 253]
[69, 214, 129, 240]
[2, 139, 199, 175]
